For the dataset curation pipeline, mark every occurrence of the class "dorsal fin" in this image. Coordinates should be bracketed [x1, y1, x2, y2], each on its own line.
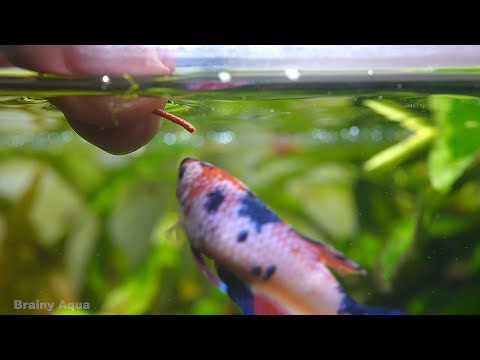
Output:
[296, 233, 367, 275]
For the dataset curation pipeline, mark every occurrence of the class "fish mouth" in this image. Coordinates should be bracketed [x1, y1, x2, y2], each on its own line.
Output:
[180, 157, 197, 167]
[178, 157, 215, 180]
[178, 157, 201, 182]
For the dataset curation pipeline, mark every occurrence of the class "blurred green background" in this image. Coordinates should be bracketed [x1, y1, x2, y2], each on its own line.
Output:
[1, 88, 480, 315]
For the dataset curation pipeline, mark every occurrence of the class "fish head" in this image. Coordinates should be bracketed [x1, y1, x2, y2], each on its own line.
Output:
[176, 157, 204, 202]
[177, 157, 247, 206]
[176, 157, 249, 252]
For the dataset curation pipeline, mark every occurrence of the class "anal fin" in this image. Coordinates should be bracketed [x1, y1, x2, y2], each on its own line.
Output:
[252, 292, 289, 315]
[191, 246, 227, 292]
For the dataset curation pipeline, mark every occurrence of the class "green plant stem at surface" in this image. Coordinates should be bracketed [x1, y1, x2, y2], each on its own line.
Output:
[364, 126, 436, 172]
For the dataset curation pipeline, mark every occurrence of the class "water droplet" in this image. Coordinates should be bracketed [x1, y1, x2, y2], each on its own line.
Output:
[284, 68, 300, 81]
[349, 126, 360, 137]
[61, 132, 73, 143]
[164, 133, 177, 145]
[312, 129, 335, 143]
[217, 131, 235, 144]
[179, 131, 192, 142]
[218, 71, 232, 82]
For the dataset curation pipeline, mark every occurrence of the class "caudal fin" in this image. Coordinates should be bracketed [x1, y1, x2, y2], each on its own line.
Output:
[338, 295, 405, 315]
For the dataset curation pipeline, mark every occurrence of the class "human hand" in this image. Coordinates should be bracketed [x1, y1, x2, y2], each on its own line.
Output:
[0, 45, 176, 154]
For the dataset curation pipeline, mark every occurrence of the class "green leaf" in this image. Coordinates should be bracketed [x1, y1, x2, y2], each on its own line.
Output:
[335, 231, 384, 281]
[101, 213, 178, 314]
[428, 214, 472, 237]
[428, 95, 480, 193]
[363, 99, 431, 132]
[438, 288, 480, 314]
[379, 218, 416, 290]
[468, 243, 480, 274]
[362, 99, 436, 173]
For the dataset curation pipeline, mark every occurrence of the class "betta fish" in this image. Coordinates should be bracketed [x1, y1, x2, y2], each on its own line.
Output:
[176, 158, 404, 315]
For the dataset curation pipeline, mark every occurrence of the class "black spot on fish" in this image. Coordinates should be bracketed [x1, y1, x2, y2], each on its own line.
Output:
[216, 264, 254, 315]
[263, 265, 276, 281]
[204, 188, 225, 213]
[238, 191, 281, 232]
[250, 266, 262, 277]
[237, 230, 248, 243]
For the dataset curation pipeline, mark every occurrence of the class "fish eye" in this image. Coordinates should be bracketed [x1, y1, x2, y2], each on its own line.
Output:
[179, 158, 195, 180]
[178, 165, 186, 180]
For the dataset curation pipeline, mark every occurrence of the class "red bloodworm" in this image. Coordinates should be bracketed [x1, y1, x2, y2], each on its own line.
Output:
[152, 108, 196, 133]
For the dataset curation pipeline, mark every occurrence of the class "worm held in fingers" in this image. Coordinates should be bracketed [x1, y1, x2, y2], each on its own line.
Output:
[152, 108, 195, 133]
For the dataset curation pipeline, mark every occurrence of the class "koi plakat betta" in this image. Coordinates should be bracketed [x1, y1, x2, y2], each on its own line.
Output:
[176, 158, 404, 315]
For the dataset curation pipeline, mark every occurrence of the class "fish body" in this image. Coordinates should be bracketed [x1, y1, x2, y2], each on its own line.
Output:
[177, 158, 403, 315]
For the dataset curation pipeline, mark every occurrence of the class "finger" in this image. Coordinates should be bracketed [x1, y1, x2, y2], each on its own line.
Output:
[0, 45, 176, 76]
[50, 96, 166, 154]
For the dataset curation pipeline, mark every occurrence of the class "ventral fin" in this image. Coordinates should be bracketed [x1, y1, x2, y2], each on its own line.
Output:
[190, 246, 227, 292]
[297, 233, 367, 275]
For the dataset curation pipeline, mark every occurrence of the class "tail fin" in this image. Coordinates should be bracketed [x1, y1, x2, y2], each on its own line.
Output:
[338, 295, 405, 315]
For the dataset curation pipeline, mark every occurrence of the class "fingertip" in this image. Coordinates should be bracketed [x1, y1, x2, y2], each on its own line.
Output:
[49, 96, 166, 154]
[66, 113, 162, 154]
